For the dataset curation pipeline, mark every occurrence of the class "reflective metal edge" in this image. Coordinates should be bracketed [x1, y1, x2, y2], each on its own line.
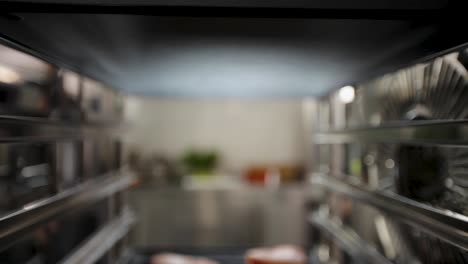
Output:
[313, 119, 468, 146]
[309, 212, 392, 264]
[0, 115, 126, 143]
[310, 174, 468, 250]
[60, 208, 136, 264]
[0, 169, 136, 251]
[0, 115, 123, 128]
[308, 247, 324, 264]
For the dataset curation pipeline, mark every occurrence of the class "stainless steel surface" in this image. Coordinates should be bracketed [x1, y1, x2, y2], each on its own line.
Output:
[129, 186, 308, 248]
[60, 208, 135, 264]
[0, 115, 124, 143]
[309, 47, 468, 263]
[309, 212, 391, 264]
[0, 170, 135, 251]
[311, 173, 468, 251]
[314, 119, 468, 146]
[0, 115, 121, 127]
[0, 40, 127, 263]
[0, 39, 123, 123]
[301, 98, 319, 173]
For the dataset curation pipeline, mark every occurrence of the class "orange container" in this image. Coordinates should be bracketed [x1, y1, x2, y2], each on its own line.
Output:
[244, 167, 268, 185]
[244, 165, 302, 186]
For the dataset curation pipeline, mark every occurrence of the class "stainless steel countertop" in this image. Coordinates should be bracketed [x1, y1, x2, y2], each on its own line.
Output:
[128, 184, 322, 248]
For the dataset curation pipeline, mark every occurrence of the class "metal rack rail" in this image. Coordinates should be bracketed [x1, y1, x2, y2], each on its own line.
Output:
[0, 36, 130, 263]
[0, 170, 135, 251]
[309, 212, 392, 264]
[313, 119, 468, 146]
[0, 115, 125, 143]
[61, 208, 136, 264]
[310, 173, 468, 251]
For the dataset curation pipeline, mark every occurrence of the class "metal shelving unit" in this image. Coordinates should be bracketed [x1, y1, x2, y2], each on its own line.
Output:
[0, 40, 134, 264]
[308, 46, 468, 263]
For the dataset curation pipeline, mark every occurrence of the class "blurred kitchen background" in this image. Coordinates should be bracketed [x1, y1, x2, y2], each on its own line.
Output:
[122, 95, 317, 248]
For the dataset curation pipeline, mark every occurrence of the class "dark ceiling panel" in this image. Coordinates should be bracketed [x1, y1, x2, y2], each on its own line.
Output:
[0, 13, 464, 97]
[0, 0, 448, 9]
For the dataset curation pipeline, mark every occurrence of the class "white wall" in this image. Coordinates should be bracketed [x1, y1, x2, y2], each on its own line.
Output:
[123, 96, 305, 173]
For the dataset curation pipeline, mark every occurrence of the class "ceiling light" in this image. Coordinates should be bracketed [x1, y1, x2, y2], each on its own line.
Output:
[338, 85, 355, 104]
[0, 65, 20, 84]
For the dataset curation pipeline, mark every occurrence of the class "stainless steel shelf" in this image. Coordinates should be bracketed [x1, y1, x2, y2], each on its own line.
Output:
[60, 208, 136, 264]
[0, 169, 135, 251]
[313, 119, 468, 146]
[0, 115, 125, 143]
[309, 212, 392, 264]
[310, 174, 468, 251]
[0, 115, 120, 127]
